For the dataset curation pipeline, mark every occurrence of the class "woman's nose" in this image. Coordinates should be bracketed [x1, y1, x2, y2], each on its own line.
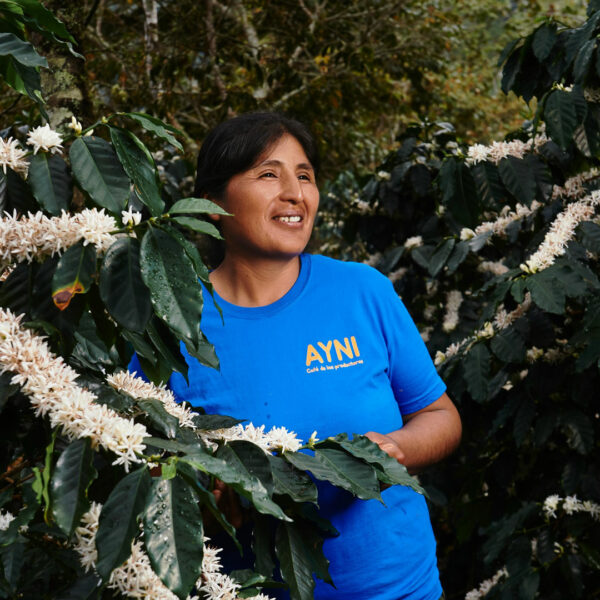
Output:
[279, 172, 302, 202]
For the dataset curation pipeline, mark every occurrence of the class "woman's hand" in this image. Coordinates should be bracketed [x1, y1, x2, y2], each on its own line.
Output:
[364, 431, 406, 464]
[364, 392, 462, 475]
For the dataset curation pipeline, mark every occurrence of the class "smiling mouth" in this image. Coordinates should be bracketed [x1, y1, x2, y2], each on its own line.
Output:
[273, 215, 302, 223]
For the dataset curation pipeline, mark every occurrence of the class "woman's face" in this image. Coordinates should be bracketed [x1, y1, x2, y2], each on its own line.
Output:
[215, 133, 319, 262]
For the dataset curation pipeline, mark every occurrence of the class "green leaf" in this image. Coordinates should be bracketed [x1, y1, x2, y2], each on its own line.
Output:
[28, 153, 72, 215]
[285, 449, 381, 502]
[544, 89, 587, 149]
[579, 221, 600, 253]
[99, 237, 152, 332]
[0, 32, 47, 67]
[119, 112, 183, 151]
[313, 433, 424, 495]
[77, 373, 135, 413]
[462, 343, 490, 402]
[143, 476, 204, 599]
[428, 238, 455, 277]
[184, 331, 220, 370]
[15, 0, 79, 50]
[69, 136, 130, 214]
[498, 156, 536, 206]
[140, 226, 202, 346]
[50, 438, 97, 538]
[532, 23, 557, 62]
[268, 455, 318, 504]
[51, 241, 96, 311]
[573, 38, 596, 84]
[438, 158, 480, 228]
[191, 413, 243, 430]
[446, 240, 470, 274]
[0, 542, 24, 592]
[72, 311, 114, 371]
[562, 411, 594, 454]
[184, 444, 289, 521]
[513, 398, 536, 446]
[95, 467, 151, 582]
[137, 398, 180, 439]
[490, 327, 526, 362]
[526, 272, 566, 313]
[144, 317, 189, 383]
[472, 161, 506, 209]
[171, 216, 223, 239]
[217, 440, 274, 495]
[169, 197, 230, 216]
[275, 523, 315, 600]
[109, 127, 164, 217]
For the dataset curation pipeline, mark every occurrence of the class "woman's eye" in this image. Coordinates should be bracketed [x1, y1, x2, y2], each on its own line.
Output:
[298, 174, 312, 181]
[260, 172, 276, 178]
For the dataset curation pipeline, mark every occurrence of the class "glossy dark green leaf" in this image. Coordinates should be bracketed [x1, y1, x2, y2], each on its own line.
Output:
[71, 311, 114, 371]
[498, 156, 536, 206]
[69, 136, 130, 214]
[137, 398, 180, 439]
[490, 327, 526, 362]
[110, 127, 164, 217]
[145, 317, 189, 383]
[51, 241, 96, 311]
[276, 521, 332, 600]
[119, 112, 183, 151]
[191, 413, 243, 430]
[28, 153, 71, 215]
[268, 455, 318, 504]
[0, 32, 47, 67]
[313, 433, 424, 495]
[143, 476, 204, 599]
[184, 332, 219, 370]
[573, 38, 596, 84]
[446, 240, 470, 274]
[579, 221, 600, 253]
[50, 438, 97, 538]
[562, 411, 594, 454]
[95, 467, 151, 581]
[171, 216, 223, 239]
[54, 573, 102, 600]
[0, 52, 45, 113]
[0, 542, 24, 592]
[438, 158, 480, 228]
[532, 23, 557, 61]
[169, 197, 230, 216]
[77, 373, 135, 413]
[544, 89, 587, 149]
[100, 237, 151, 332]
[526, 272, 566, 314]
[472, 161, 506, 209]
[140, 226, 202, 346]
[184, 444, 289, 521]
[428, 238, 455, 277]
[285, 448, 381, 502]
[462, 343, 490, 402]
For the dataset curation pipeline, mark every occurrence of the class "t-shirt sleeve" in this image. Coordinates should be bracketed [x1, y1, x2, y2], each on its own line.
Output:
[374, 275, 446, 415]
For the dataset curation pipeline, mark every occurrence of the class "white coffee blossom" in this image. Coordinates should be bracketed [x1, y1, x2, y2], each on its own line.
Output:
[521, 191, 600, 273]
[0, 209, 117, 269]
[0, 308, 146, 470]
[121, 208, 143, 227]
[404, 236, 423, 250]
[201, 423, 303, 454]
[376, 170, 391, 181]
[0, 510, 16, 531]
[460, 228, 475, 240]
[73, 504, 275, 600]
[442, 290, 463, 333]
[543, 494, 600, 521]
[526, 346, 544, 363]
[464, 567, 508, 599]
[478, 261, 509, 276]
[474, 201, 542, 239]
[26, 124, 63, 155]
[465, 144, 488, 166]
[68, 116, 83, 135]
[0, 137, 28, 175]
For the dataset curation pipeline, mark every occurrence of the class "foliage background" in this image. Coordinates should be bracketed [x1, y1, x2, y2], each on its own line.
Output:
[2, 1, 600, 600]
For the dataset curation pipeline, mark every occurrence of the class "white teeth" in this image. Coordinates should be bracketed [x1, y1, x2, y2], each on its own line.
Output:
[276, 215, 301, 223]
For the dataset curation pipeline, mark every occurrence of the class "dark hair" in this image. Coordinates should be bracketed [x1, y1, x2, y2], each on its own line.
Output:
[193, 112, 320, 200]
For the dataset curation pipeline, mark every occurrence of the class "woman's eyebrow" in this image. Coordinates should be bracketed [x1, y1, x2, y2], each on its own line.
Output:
[258, 159, 314, 171]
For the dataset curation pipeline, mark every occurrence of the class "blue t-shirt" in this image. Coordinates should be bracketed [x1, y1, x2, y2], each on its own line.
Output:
[132, 254, 446, 600]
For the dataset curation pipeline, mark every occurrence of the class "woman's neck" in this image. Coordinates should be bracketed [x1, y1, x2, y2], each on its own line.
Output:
[209, 254, 302, 307]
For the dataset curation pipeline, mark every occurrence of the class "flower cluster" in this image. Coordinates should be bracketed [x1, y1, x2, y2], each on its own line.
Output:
[521, 190, 600, 273]
[462, 201, 543, 242]
[465, 132, 548, 166]
[404, 235, 423, 250]
[202, 423, 303, 454]
[543, 494, 600, 520]
[26, 124, 63, 155]
[464, 567, 508, 600]
[0, 509, 16, 531]
[477, 260, 509, 276]
[0, 137, 28, 176]
[74, 503, 273, 600]
[107, 371, 197, 430]
[442, 290, 463, 332]
[0, 308, 147, 470]
[0, 209, 117, 269]
[551, 168, 600, 201]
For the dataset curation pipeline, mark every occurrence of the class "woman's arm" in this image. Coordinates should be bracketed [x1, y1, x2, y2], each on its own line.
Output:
[365, 392, 462, 474]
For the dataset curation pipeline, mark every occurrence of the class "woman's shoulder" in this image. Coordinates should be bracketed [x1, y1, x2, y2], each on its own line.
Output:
[307, 253, 392, 288]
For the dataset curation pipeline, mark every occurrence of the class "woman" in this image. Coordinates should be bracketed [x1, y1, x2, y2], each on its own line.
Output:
[147, 112, 461, 599]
